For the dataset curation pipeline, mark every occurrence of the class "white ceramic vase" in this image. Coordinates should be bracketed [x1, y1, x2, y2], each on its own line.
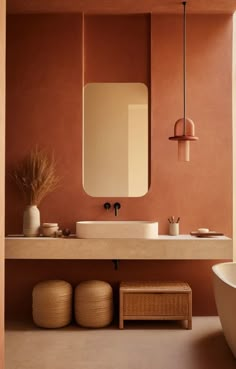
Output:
[23, 205, 40, 237]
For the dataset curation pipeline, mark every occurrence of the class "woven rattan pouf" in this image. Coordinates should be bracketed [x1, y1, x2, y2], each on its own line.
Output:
[32, 280, 73, 328]
[75, 280, 113, 328]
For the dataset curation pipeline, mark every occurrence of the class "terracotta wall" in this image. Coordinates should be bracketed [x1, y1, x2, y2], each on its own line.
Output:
[5, 259, 224, 320]
[151, 14, 232, 236]
[5, 14, 233, 317]
[84, 14, 150, 84]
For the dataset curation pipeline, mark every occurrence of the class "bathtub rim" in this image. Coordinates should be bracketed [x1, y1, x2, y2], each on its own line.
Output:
[212, 262, 236, 289]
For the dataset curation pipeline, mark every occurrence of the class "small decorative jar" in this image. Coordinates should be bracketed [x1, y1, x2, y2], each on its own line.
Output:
[42, 223, 59, 237]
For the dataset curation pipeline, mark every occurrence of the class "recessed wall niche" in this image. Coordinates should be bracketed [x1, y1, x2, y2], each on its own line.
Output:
[83, 14, 151, 197]
[84, 14, 151, 84]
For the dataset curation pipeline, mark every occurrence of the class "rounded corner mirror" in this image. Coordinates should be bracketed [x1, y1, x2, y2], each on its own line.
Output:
[83, 82, 149, 197]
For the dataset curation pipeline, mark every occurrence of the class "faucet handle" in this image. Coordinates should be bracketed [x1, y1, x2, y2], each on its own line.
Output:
[114, 202, 121, 216]
[104, 202, 111, 211]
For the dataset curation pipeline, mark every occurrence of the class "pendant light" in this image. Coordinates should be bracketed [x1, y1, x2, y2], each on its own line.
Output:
[169, 1, 198, 161]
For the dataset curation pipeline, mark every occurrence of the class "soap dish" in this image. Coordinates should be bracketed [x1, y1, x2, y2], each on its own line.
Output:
[190, 231, 224, 238]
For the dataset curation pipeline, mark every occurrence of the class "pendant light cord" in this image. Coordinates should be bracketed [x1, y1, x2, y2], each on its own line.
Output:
[183, 1, 186, 135]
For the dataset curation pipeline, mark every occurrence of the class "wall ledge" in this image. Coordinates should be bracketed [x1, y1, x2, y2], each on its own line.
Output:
[5, 235, 233, 260]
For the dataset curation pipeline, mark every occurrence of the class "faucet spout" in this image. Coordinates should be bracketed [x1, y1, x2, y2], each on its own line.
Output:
[114, 202, 121, 216]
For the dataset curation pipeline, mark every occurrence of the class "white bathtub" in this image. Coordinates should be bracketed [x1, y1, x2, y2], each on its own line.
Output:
[212, 262, 236, 358]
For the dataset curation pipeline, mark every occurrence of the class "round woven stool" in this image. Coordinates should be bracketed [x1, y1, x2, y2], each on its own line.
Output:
[75, 280, 113, 328]
[32, 280, 72, 328]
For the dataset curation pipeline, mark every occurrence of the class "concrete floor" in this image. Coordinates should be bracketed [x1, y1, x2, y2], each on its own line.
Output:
[5, 317, 236, 369]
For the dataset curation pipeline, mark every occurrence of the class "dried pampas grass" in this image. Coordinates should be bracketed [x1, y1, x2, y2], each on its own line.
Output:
[11, 147, 60, 206]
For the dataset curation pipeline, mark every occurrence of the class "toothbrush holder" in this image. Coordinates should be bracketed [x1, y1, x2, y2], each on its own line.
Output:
[169, 223, 179, 236]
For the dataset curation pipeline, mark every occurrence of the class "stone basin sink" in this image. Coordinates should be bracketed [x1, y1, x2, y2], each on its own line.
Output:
[76, 221, 158, 239]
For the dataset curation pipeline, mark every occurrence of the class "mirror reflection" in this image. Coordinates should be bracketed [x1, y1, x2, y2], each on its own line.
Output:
[83, 83, 148, 197]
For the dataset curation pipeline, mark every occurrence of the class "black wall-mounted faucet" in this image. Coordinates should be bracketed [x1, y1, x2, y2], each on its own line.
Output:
[114, 202, 121, 216]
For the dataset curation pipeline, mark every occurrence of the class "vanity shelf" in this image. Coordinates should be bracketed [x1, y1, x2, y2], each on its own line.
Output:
[5, 235, 232, 260]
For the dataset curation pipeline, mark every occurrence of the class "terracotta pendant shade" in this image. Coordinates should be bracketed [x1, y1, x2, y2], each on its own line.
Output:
[169, 2, 198, 162]
[169, 118, 198, 161]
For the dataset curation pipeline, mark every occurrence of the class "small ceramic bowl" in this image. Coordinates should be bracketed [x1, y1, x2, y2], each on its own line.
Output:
[42, 223, 59, 237]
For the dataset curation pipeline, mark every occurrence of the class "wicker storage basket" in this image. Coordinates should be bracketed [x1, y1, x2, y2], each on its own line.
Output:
[75, 280, 113, 328]
[119, 281, 192, 329]
[32, 280, 72, 328]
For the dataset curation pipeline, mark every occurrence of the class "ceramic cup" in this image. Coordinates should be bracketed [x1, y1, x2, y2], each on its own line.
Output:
[169, 223, 179, 236]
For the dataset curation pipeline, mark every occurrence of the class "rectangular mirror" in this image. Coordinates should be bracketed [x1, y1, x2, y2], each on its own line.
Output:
[83, 83, 148, 197]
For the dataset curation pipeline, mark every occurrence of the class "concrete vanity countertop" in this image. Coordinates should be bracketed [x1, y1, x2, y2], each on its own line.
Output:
[5, 235, 232, 260]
